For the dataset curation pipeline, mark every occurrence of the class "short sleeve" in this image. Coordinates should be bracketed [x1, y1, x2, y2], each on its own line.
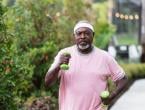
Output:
[107, 55, 125, 82]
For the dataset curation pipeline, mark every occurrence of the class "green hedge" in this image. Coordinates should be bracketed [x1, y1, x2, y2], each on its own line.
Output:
[108, 63, 145, 93]
[121, 63, 145, 79]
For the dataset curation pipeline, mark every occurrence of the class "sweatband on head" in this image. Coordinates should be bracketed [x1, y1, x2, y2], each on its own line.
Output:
[74, 21, 94, 34]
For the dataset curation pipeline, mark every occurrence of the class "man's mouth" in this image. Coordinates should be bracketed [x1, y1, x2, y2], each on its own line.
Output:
[78, 41, 90, 50]
[79, 41, 88, 46]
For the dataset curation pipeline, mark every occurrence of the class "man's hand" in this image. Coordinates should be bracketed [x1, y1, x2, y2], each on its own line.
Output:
[45, 52, 71, 87]
[59, 53, 71, 70]
[101, 76, 128, 106]
[101, 96, 110, 105]
[101, 91, 110, 105]
[59, 52, 71, 65]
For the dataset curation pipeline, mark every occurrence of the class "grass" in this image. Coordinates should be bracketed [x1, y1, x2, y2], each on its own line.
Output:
[116, 33, 138, 45]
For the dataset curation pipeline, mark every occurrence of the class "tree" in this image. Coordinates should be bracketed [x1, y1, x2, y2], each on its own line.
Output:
[92, 1, 116, 49]
[0, 1, 34, 109]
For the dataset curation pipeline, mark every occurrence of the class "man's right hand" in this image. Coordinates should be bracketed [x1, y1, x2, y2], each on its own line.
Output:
[59, 53, 71, 66]
[45, 53, 71, 87]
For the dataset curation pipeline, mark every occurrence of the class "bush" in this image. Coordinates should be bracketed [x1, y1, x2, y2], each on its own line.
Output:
[121, 63, 145, 79]
[108, 63, 145, 93]
[24, 96, 58, 110]
[92, 2, 116, 49]
[0, 1, 34, 109]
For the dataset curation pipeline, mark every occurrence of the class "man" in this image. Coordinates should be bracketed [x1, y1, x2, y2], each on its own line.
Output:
[45, 20, 128, 110]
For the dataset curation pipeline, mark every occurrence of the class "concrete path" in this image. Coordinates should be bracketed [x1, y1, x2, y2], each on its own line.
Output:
[110, 79, 145, 110]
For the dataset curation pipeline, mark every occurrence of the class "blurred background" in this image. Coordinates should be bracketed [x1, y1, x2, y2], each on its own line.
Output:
[0, 0, 145, 110]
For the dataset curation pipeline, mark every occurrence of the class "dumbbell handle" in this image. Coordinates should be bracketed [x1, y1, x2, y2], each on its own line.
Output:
[60, 64, 69, 70]
[60, 52, 71, 70]
[100, 91, 110, 110]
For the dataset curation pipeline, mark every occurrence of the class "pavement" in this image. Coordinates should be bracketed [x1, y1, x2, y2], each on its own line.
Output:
[110, 79, 145, 110]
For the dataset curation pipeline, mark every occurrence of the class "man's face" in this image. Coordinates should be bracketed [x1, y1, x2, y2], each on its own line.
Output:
[74, 27, 94, 51]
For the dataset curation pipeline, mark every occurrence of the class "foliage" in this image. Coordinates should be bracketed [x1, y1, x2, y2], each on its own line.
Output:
[108, 63, 145, 92]
[116, 33, 138, 45]
[0, 1, 34, 109]
[24, 91, 58, 110]
[92, 2, 116, 49]
[1, 0, 62, 109]
[4, 0, 60, 89]
[121, 63, 145, 79]
[0, 1, 16, 109]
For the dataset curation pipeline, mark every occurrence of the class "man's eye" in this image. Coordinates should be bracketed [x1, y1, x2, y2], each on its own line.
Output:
[85, 32, 89, 35]
[76, 32, 81, 36]
[85, 31, 91, 35]
[75, 31, 91, 37]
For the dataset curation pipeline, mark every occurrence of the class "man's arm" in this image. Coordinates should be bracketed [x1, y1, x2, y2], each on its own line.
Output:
[102, 76, 128, 105]
[45, 64, 60, 87]
[110, 76, 128, 101]
[45, 52, 71, 87]
[103, 54, 128, 105]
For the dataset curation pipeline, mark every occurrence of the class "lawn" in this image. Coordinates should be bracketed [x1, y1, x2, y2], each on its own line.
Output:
[116, 33, 138, 45]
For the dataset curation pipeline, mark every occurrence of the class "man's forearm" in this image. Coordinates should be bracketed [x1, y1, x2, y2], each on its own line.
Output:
[45, 66, 60, 87]
[109, 76, 128, 103]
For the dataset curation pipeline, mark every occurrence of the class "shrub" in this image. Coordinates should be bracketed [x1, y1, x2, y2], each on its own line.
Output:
[121, 63, 145, 79]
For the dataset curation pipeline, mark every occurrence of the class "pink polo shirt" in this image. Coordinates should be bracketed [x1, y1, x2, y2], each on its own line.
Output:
[48, 45, 125, 110]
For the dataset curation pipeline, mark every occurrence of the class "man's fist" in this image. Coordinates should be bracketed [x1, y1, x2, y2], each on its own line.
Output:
[59, 52, 71, 70]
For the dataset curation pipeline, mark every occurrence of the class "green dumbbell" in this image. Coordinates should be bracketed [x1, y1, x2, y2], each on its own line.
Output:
[100, 90, 110, 110]
[60, 64, 69, 70]
[100, 90, 110, 99]
[60, 52, 70, 70]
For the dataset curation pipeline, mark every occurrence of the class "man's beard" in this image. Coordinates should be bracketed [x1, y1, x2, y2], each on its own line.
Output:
[78, 43, 90, 50]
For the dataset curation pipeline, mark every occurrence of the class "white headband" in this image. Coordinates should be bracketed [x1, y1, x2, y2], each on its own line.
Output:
[74, 22, 94, 34]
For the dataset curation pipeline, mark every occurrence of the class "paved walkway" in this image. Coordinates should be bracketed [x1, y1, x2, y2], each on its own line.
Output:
[110, 79, 145, 110]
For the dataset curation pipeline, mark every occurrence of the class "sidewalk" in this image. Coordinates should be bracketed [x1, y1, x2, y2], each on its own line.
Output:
[110, 79, 145, 110]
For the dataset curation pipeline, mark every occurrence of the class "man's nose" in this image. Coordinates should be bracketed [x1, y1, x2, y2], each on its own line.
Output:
[80, 33, 85, 38]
